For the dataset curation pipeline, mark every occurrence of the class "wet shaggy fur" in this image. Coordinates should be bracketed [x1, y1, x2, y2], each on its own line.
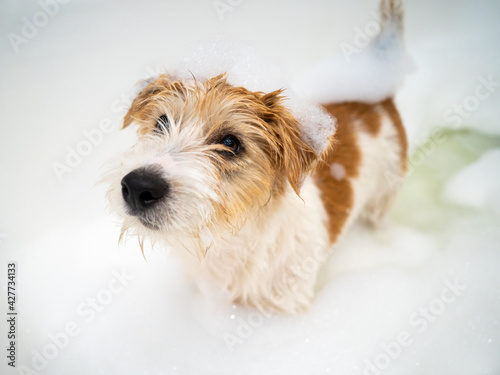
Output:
[104, 0, 408, 313]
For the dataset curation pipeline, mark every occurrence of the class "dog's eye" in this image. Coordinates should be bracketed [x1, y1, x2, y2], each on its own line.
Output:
[155, 115, 170, 134]
[219, 135, 242, 155]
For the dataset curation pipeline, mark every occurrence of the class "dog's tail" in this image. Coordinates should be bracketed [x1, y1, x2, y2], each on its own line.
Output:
[373, 0, 404, 51]
[380, 0, 404, 30]
[292, 0, 412, 103]
[371, 0, 414, 88]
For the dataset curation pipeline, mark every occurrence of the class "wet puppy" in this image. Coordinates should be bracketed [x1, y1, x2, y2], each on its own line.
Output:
[104, 0, 407, 313]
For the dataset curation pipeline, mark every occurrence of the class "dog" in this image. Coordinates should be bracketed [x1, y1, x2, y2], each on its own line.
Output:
[104, 0, 408, 314]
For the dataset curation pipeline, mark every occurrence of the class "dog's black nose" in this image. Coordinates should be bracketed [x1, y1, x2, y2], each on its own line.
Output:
[121, 168, 169, 211]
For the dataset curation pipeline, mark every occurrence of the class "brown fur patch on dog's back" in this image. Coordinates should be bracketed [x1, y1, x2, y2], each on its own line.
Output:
[315, 98, 406, 244]
[314, 102, 360, 244]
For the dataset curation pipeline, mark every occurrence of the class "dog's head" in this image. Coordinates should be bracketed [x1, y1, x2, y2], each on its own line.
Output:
[105, 74, 333, 246]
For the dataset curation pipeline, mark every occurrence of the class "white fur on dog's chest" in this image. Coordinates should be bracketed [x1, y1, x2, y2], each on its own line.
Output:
[183, 179, 330, 313]
[191, 110, 405, 312]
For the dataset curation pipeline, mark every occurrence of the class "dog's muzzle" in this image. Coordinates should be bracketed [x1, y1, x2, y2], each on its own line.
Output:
[121, 166, 169, 214]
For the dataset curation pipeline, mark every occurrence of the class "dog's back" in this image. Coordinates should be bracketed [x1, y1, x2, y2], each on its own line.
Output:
[315, 98, 407, 244]
[308, 0, 408, 246]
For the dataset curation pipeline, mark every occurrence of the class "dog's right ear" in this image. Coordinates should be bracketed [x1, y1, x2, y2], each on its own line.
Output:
[259, 91, 335, 195]
[123, 75, 172, 129]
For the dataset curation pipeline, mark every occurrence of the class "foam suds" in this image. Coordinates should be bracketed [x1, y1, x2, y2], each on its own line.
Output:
[293, 12, 414, 104]
[442, 149, 500, 211]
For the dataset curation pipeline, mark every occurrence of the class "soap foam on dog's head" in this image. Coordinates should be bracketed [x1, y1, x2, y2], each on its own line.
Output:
[147, 40, 337, 156]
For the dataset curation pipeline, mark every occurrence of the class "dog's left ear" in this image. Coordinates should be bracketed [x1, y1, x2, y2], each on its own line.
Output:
[123, 75, 174, 130]
[260, 91, 336, 195]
